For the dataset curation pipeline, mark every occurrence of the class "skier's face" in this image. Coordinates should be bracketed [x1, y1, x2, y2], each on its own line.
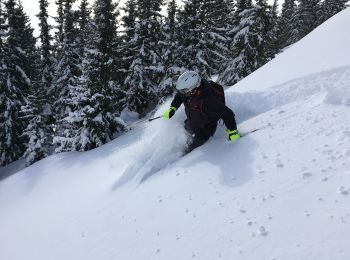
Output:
[180, 88, 197, 97]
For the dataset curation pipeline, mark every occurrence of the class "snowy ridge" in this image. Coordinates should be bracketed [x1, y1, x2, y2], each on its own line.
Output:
[229, 65, 350, 123]
[1, 8, 350, 260]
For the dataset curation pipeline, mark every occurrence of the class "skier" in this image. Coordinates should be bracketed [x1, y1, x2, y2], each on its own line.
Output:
[163, 70, 240, 154]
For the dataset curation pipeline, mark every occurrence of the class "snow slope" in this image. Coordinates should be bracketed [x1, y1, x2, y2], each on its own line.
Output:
[1, 8, 350, 260]
[235, 7, 350, 92]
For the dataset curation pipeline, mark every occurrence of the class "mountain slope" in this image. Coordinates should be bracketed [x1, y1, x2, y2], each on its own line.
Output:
[234, 7, 350, 92]
[1, 8, 350, 260]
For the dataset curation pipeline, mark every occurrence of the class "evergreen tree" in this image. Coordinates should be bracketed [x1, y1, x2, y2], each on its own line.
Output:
[66, 1, 99, 151]
[77, 0, 90, 56]
[59, 0, 125, 152]
[51, 0, 83, 152]
[267, 0, 279, 58]
[159, 0, 181, 99]
[218, 0, 254, 85]
[38, 0, 54, 85]
[0, 0, 37, 166]
[277, 0, 298, 49]
[0, 0, 6, 80]
[225, 0, 241, 58]
[119, 0, 137, 88]
[219, 0, 275, 86]
[71, 41, 115, 151]
[21, 90, 51, 165]
[54, 0, 64, 50]
[295, 0, 322, 41]
[7, 1, 38, 87]
[121, 0, 137, 42]
[320, 0, 348, 24]
[124, 0, 164, 115]
[271, 0, 278, 17]
[90, 0, 124, 128]
[21, 0, 55, 165]
[201, 0, 232, 75]
[164, 0, 177, 40]
[36, 0, 54, 108]
[235, 0, 252, 11]
[0, 0, 11, 166]
[250, 0, 274, 66]
[53, 0, 126, 152]
[176, 0, 213, 78]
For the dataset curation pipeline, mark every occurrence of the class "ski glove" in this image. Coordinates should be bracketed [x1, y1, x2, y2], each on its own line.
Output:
[163, 107, 177, 120]
[227, 129, 241, 142]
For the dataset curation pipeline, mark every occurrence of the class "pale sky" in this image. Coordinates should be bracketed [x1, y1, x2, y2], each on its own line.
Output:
[22, 0, 279, 37]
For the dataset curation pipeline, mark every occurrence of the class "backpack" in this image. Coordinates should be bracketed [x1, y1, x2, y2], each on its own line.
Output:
[208, 80, 225, 105]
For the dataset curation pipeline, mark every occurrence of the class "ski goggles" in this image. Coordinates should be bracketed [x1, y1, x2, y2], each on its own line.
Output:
[179, 88, 197, 96]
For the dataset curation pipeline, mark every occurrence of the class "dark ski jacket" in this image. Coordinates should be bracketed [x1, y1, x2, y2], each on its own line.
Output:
[170, 79, 237, 132]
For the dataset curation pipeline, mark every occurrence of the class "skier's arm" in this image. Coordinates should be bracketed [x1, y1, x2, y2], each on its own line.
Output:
[203, 96, 237, 130]
[164, 92, 184, 120]
[170, 92, 184, 109]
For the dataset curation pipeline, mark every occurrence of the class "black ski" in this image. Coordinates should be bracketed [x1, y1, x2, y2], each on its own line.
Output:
[240, 128, 260, 137]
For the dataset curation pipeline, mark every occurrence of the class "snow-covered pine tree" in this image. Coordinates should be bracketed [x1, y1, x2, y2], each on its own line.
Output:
[163, 0, 178, 45]
[271, 0, 278, 19]
[0, 0, 6, 83]
[201, 0, 233, 75]
[219, 0, 274, 86]
[123, 0, 164, 115]
[0, 0, 5, 66]
[176, 0, 211, 78]
[51, 0, 83, 152]
[21, 90, 51, 165]
[295, 0, 322, 41]
[56, 0, 124, 152]
[276, 0, 298, 50]
[76, 0, 90, 57]
[247, 0, 274, 66]
[88, 0, 125, 132]
[7, 0, 38, 90]
[0, 0, 13, 166]
[218, 0, 252, 85]
[266, 0, 279, 58]
[320, 0, 348, 24]
[71, 27, 113, 150]
[57, 0, 126, 152]
[121, 0, 137, 43]
[21, 0, 54, 165]
[64, 0, 98, 151]
[224, 0, 242, 60]
[54, 0, 64, 56]
[119, 0, 137, 91]
[0, 0, 38, 166]
[158, 0, 182, 100]
[37, 0, 54, 87]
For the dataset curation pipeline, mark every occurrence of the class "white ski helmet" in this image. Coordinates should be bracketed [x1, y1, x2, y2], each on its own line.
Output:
[176, 71, 201, 93]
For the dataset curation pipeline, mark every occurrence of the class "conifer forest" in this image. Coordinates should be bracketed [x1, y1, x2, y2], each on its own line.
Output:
[0, 0, 348, 166]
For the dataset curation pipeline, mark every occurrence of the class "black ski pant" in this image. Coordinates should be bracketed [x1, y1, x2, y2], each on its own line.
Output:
[184, 120, 217, 154]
